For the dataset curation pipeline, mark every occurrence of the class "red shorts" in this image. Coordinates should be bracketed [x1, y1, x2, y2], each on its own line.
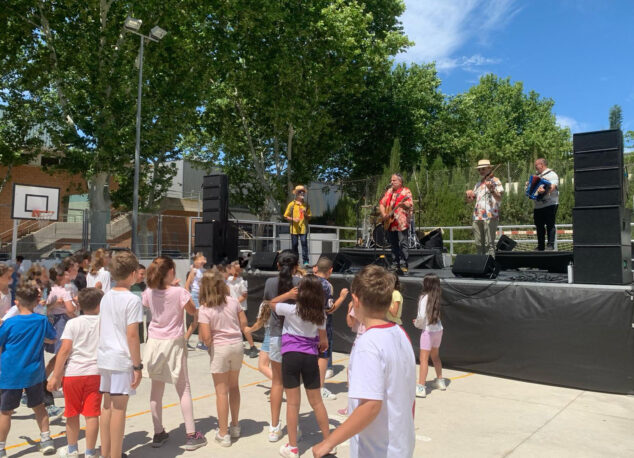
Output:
[62, 375, 102, 418]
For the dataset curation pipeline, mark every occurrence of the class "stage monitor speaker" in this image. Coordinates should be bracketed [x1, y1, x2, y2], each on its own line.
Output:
[573, 206, 631, 245]
[452, 254, 497, 278]
[420, 228, 444, 249]
[573, 245, 632, 285]
[194, 221, 238, 265]
[250, 251, 279, 271]
[202, 174, 228, 223]
[496, 235, 517, 252]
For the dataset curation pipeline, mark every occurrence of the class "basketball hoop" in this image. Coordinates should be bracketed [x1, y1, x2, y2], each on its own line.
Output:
[31, 209, 55, 220]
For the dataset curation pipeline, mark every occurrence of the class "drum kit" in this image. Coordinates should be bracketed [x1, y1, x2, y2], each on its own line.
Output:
[359, 203, 421, 249]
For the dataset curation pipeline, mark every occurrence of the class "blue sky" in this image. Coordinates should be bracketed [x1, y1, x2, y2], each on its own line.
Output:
[397, 0, 634, 135]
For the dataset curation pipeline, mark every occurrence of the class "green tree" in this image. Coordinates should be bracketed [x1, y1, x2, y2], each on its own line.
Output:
[444, 74, 571, 166]
[184, 0, 410, 218]
[1, 1, 210, 248]
[609, 104, 622, 130]
[336, 62, 444, 180]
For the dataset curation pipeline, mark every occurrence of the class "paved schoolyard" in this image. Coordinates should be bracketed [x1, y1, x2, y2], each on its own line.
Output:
[5, 345, 634, 457]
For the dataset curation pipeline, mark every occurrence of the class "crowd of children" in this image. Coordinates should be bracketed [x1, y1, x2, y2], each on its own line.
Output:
[0, 246, 446, 457]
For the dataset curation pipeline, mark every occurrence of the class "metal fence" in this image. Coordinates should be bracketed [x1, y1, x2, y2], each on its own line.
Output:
[0, 208, 625, 262]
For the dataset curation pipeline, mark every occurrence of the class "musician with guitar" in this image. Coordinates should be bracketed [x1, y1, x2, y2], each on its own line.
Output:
[530, 158, 559, 251]
[379, 174, 414, 275]
[465, 159, 504, 257]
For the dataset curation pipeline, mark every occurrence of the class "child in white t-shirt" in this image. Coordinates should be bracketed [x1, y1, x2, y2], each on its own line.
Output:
[227, 261, 258, 358]
[47, 287, 104, 457]
[414, 273, 445, 398]
[270, 274, 331, 458]
[312, 265, 416, 458]
[96, 251, 143, 458]
[86, 248, 111, 293]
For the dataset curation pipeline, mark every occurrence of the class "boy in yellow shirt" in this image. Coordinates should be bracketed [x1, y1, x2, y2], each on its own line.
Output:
[284, 185, 312, 266]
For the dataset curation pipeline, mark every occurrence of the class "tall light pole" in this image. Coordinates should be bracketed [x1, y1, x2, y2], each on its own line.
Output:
[124, 17, 167, 255]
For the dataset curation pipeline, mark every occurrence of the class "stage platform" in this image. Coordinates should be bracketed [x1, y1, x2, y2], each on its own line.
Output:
[245, 271, 634, 395]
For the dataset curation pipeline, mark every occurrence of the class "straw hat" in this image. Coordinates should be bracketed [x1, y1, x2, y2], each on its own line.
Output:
[476, 159, 493, 169]
[293, 185, 307, 194]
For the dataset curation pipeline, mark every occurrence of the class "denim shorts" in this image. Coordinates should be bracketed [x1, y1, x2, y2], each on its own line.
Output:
[269, 336, 282, 363]
[261, 328, 271, 353]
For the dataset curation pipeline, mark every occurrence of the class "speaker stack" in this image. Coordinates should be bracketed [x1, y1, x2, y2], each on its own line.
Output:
[194, 174, 238, 265]
[573, 129, 632, 284]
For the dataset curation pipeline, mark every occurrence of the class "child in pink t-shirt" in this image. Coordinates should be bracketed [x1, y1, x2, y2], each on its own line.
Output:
[197, 268, 248, 447]
[142, 256, 207, 451]
[45, 265, 75, 354]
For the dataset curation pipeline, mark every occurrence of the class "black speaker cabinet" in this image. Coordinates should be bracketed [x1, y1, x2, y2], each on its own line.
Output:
[496, 234, 517, 252]
[452, 254, 497, 278]
[573, 129, 622, 156]
[574, 167, 623, 191]
[202, 174, 229, 223]
[573, 206, 631, 245]
[575, 187, 625, 207]
[194, 220, 238, 265]
[250, 251, 279, 271]
[573, 245, 632, 285]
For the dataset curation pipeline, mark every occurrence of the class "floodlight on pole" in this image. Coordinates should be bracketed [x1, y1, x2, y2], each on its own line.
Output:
[150, 26, 167, 41]
[124, 17, 142, 32]
[124, 18, 166, 256]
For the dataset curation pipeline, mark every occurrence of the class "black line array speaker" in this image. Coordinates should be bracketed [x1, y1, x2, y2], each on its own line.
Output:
[452, 254, 497, 278]
[194, 221, 238, 265]
[573, 206, 631, 246]
[572, 129, 631, 285]
[202, 174, 229, 223]
[573, 129, 626, 206]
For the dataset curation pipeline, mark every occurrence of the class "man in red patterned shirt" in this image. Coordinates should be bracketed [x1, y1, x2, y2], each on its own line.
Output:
[379, 174, 413, 275]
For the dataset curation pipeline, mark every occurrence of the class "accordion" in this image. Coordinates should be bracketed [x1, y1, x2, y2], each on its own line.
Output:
[526, 175, 551, 200]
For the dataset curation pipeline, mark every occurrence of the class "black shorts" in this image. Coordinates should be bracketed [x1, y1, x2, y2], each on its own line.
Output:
[0, 383, 45, 412]
[282, 352, 320, 390]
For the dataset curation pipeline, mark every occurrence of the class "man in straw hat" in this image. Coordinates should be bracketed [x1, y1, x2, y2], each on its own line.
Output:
[465, 159, 504, 257]
[284, 185, 312, 265]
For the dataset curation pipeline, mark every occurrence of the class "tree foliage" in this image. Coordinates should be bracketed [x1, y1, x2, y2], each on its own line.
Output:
[183, 0, 410, 217]
[441, 75, 571, 167]
[609, 104, 622, 130]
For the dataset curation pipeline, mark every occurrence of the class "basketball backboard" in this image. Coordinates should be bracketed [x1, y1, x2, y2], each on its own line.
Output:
[11, 184, 60, 220]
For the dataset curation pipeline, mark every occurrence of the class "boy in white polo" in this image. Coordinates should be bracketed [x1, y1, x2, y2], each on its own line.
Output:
[312, 265, 416, 458]
[97, 251, 143, 458]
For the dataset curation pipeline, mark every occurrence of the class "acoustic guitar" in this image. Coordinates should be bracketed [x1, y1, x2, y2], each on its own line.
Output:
[382, 195, 411, 230]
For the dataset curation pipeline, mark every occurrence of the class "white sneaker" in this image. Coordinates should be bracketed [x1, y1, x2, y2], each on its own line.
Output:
[214, 429, 231, 447]
[268, 422, 283, 442]
[279, 443, 299, 458]
[416, 384, 426, 398]
[325, 368, 334, 379]
[57, 446, 79, 457]
[321, 387, 337, 400]
[435, 378, 447, 391]
[229, 424, 241, 438]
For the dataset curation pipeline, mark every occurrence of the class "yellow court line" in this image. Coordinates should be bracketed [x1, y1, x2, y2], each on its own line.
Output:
[449, 373, 474, 380]
[7, 356, 351, 451]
